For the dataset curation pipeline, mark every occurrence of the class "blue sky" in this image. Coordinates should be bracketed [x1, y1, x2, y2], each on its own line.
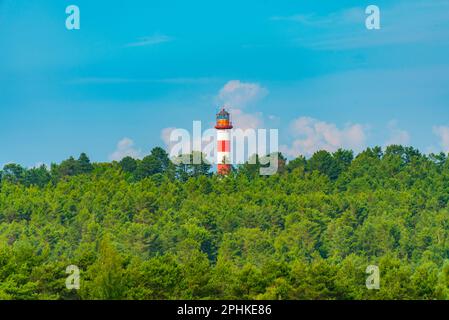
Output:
[1, 0, 449, 166]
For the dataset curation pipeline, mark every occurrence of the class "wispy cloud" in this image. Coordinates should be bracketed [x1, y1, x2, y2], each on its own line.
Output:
[125, 34, 173, 47]
[68, 77, 217, 85]
[270, 7, 363, 28]
[272, 1, 449, 50]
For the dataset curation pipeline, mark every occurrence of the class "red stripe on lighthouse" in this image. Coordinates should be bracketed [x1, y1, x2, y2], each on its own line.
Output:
[217, 140, 230, 152]
[218, 164, 231, 175]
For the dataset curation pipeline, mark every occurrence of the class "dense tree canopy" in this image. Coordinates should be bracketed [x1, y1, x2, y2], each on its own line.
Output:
[1, 146, 449, 299]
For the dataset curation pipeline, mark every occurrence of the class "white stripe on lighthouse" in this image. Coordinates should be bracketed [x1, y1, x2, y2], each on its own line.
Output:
[217, 130, 231, 141]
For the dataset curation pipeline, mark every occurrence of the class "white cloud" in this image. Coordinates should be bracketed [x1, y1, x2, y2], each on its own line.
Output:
[433, 125, 449, 153]
[280, 117, 367, 157]
[160, 126, 196, 154]
[217, 80, 268, 130]
[161, 127, 177, 147]
[385, 120, 410, 146]
[1, 161, 47, 169]
[30, 162, 48, 169]
[125, 34, 173, 47]
[109, 138, 142, 161]
[218, 80, 268, 109]
[230, 109, 263, 130]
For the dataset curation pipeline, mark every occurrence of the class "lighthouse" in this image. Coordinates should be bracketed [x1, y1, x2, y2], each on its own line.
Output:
[215, 108, 233, 175]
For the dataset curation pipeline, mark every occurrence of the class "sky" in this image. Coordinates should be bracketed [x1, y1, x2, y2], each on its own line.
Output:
[1, 0, 449, 167]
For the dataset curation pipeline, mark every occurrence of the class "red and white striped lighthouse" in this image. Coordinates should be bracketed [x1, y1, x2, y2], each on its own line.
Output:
[215, 108, 233, 175]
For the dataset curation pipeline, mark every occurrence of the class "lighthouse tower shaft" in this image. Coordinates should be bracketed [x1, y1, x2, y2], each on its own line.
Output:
[215, 108, 233, 175]
[217, 129, 231, 175]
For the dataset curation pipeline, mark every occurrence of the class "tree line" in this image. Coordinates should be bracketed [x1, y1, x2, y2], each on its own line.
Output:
[1, 145, 449, 299]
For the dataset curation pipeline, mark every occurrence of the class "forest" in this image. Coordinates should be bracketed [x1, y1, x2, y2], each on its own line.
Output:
[1, 145, 449, 300]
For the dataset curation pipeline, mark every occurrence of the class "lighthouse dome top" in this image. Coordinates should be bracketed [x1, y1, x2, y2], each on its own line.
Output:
[217, 107, 230, 118]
